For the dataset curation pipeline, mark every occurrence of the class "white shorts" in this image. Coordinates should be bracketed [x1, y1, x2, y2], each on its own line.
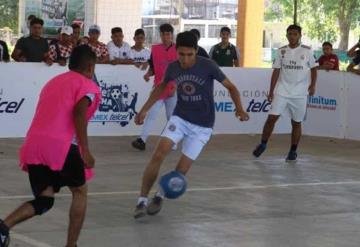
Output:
[161, 116, 212, 160]
[269, 94, 307, 122]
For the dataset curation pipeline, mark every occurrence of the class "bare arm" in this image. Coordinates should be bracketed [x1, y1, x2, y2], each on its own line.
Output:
[135, 82, 167, 124]
[11, 49, 25, 62]
[268, 68, 280, 102]
[222, 78, 249, 121]
[347, 63, 360, 75]
[74, 97, 94, 168]
[308, 67, 317, 95]
[347, 43, 359, 57]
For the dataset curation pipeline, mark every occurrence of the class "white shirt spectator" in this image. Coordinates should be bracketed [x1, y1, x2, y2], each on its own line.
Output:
[129, 47, 151, 63]
[107, 41, 131, 61]
[273, 45, 317, 98]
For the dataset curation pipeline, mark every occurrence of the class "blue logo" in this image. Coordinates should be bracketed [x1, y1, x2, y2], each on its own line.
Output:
[308, 96, 337, 111]
[0, 89, 25, 114]
[214, 99, 270, 113]
[91, 80, 138, 126]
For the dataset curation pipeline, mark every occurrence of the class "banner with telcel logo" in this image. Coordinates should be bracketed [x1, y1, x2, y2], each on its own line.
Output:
[0, 63, 359, 140]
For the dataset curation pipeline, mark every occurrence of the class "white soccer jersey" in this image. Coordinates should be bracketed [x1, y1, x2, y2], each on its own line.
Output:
[107, 41, 131, 60]
[273, 45, 318, 98]
[129, 47, 151, 63]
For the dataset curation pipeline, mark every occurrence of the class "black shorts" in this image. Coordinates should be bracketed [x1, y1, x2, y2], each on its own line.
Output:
[28, 145, 86, 196]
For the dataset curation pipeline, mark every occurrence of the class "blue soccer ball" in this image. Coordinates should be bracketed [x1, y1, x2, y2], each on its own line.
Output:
[159, 171, 187, 199]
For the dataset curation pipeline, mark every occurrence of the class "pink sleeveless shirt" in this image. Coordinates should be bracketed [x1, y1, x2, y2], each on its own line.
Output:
[19, 71, 101, 180]
[151, 43, 177, 99]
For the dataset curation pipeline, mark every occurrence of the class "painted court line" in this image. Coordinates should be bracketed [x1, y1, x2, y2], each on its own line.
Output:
[11, 232, 55, 247]
[1, 180, 360, 200]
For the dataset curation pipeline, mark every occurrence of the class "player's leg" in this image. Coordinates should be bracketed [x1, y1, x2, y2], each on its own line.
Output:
[286, 97, 307, 162]
[147, 119, 212, 216]
[253, 95, 286, 157]
[135, 116, 185, 218]
[164, 96, 178, 150]
[66, 184, 88, 247]
[132, 99, 164, 150]
[134, 137, 175, 218]
[0, 184, 55, 247]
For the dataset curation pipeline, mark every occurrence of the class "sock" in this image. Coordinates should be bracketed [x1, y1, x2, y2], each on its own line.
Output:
[290, 144, 298, 152]
[155, 187, 165, 199]
[261, 139, 268, 145]
[137, 197, 148, 206]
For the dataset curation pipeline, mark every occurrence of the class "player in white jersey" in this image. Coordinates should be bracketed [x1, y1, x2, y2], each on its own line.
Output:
[252, 24, 318, 162]
[129, 29, 151, 70]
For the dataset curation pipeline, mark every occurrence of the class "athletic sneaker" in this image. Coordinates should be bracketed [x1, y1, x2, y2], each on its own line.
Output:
[134, 202, 147, 219]
[132, 138, 146, 151]
[286, 151, 297, 162]
[0, 220, 9, 247]
[147, 196, 163, 216]
[252, 143, 267, 158]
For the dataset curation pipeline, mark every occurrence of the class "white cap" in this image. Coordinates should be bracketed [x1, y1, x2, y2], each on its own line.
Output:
[89, 24, 101, 33]
[60, 26, 73, 36]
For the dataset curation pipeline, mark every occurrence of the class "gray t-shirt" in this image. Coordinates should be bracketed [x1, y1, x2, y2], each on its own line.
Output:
[163, 56, 226, 128]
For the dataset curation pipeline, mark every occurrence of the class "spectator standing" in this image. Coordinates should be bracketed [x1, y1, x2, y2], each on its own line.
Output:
[129, 28, 151, 70]
[209, 26, 240, 67]
[0, 40, 10, 62]
[12, 18, 51, 64]
[49, 26, 74, 66]
[107, 27, 132, 65]
[80, 25, 109, 64]
[317, 42, 339, 71]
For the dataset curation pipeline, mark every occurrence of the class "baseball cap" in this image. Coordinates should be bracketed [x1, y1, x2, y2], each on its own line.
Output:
[60, 26, 73, 36]
[89, 24, 101, 33]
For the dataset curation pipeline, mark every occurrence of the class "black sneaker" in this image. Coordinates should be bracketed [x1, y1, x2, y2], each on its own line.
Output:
[134, 202, 147, 219]
[132, 138, 146, 151]
[286, 151, 297, 162]
[147, 196, 163, 216]
[253, 143, 266, 158]
[0, 220, 9, 247]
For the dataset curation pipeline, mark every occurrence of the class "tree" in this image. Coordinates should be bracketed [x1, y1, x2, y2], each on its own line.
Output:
[0, 0, 19, 32]
[265, 0, 360, 50]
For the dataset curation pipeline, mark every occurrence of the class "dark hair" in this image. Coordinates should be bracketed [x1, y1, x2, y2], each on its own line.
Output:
[69, 45, 96, 71]
[176, 31, 198, 50]
[159, 23, 174, 34]
[111, 27, 123, 35]
[287, 24, 302, 34]
[322, 41, 333, 48]
[189, 29, 200, 39]
[30, 18, 44, 27]
[27, 15, 36, 21]
[71, 23, 81, 30]
[134, 28, 145, 36]
[220, 26, 231, 34]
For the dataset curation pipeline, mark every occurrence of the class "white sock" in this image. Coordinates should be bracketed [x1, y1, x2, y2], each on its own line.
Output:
[137, 197, 148, 206]
[155, 187, 165, 199]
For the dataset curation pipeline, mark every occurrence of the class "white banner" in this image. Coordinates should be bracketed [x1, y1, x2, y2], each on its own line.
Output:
[345, 73, 360, 141]
[0, 63, 359, 140]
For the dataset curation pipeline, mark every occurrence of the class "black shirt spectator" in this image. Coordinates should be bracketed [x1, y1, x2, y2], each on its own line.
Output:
[353, 50, 360, 65]
[0, 40, 10, 62]
[12, 18, 50, 63]
[197, 46, 209, 58]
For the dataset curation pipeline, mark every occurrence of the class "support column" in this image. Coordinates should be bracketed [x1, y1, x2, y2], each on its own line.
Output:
[237, 0, 264, 67]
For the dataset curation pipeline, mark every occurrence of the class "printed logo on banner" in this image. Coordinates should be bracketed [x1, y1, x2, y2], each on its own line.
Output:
[214, 89, 270, 113]
[307, 95, 337, 111]
[91, 81, 138, 126]
[0, 89, 25, 114]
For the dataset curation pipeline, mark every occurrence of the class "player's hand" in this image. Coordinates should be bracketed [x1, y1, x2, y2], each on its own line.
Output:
[82, 150, 95, 168]
[135, 110, 147, 125]
[308, 85, 316, 96]
[267, 92, 274, 102]
[235, 109, 249, 121]
[143, 72, 151, 82]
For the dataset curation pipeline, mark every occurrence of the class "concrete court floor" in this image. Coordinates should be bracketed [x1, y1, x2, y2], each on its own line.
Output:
[0, 134, 360, 247]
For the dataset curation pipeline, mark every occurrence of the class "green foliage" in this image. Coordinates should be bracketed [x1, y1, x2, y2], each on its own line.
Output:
[265, 0, 360, 47]
[0, 0, 19, 32]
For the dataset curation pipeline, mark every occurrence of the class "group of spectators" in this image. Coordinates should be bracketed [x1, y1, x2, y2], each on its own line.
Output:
[317, 40, 360, 75]
[0, 16, 240, 69]
[0, 15, 359, 76]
